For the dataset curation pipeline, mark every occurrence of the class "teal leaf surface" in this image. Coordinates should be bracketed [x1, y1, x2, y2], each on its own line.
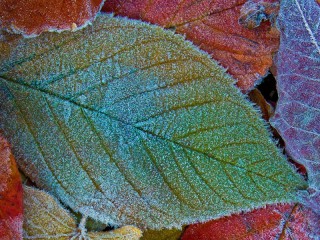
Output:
[0, 14, 306, 229]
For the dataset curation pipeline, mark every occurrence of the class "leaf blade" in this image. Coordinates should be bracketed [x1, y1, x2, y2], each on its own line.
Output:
[0, 14, 306, 229]
[23, 186, 76, 239]
[270, 0, 320, 213]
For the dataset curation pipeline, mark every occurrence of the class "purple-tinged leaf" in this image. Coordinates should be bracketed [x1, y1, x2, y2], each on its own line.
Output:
[270, 0, 320, 213]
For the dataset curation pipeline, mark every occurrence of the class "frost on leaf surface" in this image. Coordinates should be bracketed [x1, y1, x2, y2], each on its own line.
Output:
[23, 186, 77, 239]
[270, 0, 320, 213]
[0, 14, 305, 229]
[0, 0, 106, 37]
[181, 203, 320, 240]
[102, 0, 280, 91]
[0, 135, 23, 239]
[23, 186, 142, 239]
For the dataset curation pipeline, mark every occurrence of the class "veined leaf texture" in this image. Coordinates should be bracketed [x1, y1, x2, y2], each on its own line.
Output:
[270, 0, 320, 214]
[23, 186, 142, 239]
[181, 203, 320, 240]
[0, 14, 305, 229]
[102, 0, 280, 91]
[23, 186, 77, 239]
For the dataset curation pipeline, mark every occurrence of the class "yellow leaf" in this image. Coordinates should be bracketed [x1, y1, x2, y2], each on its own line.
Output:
[88, 226, 142, 239]
[23, 186, 142, 240]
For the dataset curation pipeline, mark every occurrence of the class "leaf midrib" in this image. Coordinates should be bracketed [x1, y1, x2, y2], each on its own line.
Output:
[293, 0, 320, 55]
[0, 76, 293, 189]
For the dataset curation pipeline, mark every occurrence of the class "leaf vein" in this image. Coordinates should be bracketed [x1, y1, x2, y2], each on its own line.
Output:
[2, 78, 291, 190]
[69, 57, 196, 101]
[174, 121, 252, 140]
[169, 143, 206, 206]
[44, 97, 115, 203]
[182, 148, 239, 205]
[140, 137, 195, 210]
[221, 164, 257, 200]
[9, 85, 76, 200]
[294, 0, 320, 55]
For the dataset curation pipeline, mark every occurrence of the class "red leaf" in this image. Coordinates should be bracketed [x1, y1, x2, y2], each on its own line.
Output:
[0, 135, 23, 240]
[181, 204, 320, 240]
[0, 0, 105, 37]
[270, 0, 320, 213]
[102, 0, 280, 91]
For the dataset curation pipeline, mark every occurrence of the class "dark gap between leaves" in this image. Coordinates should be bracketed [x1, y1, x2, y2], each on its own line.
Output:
[255, 73, 307, 180]
[257, 72, 278, 103]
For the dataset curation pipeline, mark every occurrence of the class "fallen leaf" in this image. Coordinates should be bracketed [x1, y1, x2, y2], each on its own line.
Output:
[0, 0, 106, 37]
[102, 0, 280, 91]
[0, 135, 23, 240]
[87, 227, 143, 239]
[0, 14, 305, 229]
[23, 185, 76, 239]
[269, 0, 320, 213]
[141, 228, 183, 240]
[181, 203, 320, 240]
[23, 185, 142, 239]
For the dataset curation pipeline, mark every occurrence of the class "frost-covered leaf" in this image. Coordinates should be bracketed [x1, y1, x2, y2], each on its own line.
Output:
[23, 186, 76, 239]
[0, 14, 305, 229]
[0, 135, 23, 240]
[0, 0, 106, 37]
[102, 0, 279, 91]
[23, 186, 142, 239]
[181, 203, 320, 240]
[270, 0, 320, 213]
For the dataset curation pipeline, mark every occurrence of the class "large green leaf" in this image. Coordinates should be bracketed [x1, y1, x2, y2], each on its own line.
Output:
[0, 14, 305, 229]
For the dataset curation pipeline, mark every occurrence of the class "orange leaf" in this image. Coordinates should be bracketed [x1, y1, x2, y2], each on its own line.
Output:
[0, 0, 105, 37]
[0, 135, 23, 240]
[181, 204, 320, 240]
[103, 0, 280, 91]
